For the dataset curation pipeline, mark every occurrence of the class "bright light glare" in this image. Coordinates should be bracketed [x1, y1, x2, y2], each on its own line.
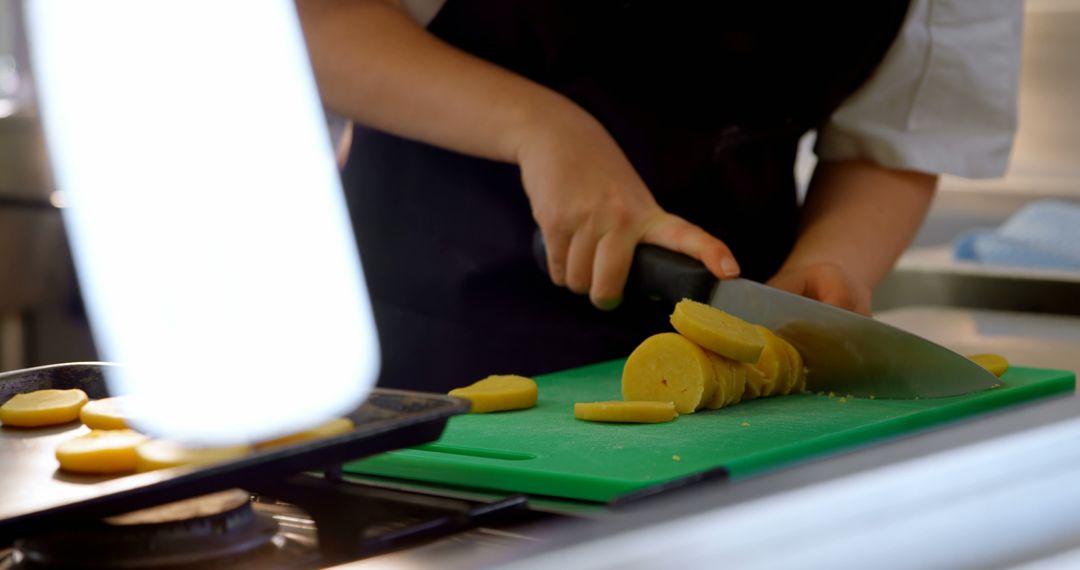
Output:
[25, 0, 379, 445]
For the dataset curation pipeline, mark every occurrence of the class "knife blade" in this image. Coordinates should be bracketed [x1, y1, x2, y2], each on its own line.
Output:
[627, 245, 1001, 399]
[532, 234, 999, 399]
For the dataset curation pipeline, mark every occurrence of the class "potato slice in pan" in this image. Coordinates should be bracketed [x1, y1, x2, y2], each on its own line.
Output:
[135, 440, 252, 472]
[80, 396, 131, 430]
[56, 429, 148, 474]
[1, 388, 88, 428]
[256, 417, 355, 450]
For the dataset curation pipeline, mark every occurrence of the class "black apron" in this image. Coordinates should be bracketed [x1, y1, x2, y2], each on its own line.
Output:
[342, 1, 910, 392]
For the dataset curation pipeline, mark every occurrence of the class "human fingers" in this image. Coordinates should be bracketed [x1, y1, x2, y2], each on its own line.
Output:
[802, 266, 872, 316]
[564, 227, 599, 295]
[642, 213, 740, 279]
[589, 228, 636, 310]
[766, 271, 808, 297]
[541, 228, 572, 287]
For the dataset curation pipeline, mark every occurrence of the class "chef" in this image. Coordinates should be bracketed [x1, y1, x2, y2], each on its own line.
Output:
[296, 0, 1021, 392]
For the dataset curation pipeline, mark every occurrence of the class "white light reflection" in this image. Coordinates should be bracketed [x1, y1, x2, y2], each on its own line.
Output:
[25, 0, 379, 445]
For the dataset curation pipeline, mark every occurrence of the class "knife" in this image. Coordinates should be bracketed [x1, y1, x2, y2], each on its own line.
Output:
[532, 234, 999, 399]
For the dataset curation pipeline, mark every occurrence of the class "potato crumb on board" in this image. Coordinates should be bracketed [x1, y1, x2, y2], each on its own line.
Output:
[869, 395, 876, 400]
[672, 455, 681, 462]
[838, 397, 848, 404]
[827, 391, 836, 398]
[740, 421, 751, 427]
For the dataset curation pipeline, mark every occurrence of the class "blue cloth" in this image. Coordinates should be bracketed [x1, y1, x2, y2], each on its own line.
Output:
[953, 200, 1080, 270]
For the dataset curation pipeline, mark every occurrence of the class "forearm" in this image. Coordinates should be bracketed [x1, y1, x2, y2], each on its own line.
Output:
[780, 159, 938, 290]
[296, 0, 585, 164]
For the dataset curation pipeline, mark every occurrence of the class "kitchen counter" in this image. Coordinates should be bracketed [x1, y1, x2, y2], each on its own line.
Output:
[346, 306, 1080, 569]
[877, 305, 1080, 378]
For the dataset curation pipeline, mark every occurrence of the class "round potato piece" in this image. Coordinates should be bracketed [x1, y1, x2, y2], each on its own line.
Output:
[670, 300, 765, 363]
[705, 352, 740, 410]
[743, 361, 767, 400]
[135, 440, 252, 472]
[1, 388, 89, 428]
[781, 339, 808, 393]
[56, 429, 149, 474]
[623, 333, 714, 414]
[969, 353, 1009, 377]
[728, 362, 748, 406]
[574, 401, 678, 423]
[79, 396, 131, 430]
[449, 375, 538, 413]
[256, 417, 355, 450]
[751, 326, 790, 397]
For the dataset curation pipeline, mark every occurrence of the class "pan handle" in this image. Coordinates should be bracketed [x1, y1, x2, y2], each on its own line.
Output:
[530, 229, 716, 305]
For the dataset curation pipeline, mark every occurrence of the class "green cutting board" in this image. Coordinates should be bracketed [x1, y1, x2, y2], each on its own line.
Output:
[346, 360, 1075, 502]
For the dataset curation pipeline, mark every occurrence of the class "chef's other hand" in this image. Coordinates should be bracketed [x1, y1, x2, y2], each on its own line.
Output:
[516, 106, 739, 310]
[767, 263, 872, 316]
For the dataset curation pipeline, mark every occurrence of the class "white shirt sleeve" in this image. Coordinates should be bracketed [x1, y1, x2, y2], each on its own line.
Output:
[814, 0, 1023, 179]
[402, 0, 446, 27]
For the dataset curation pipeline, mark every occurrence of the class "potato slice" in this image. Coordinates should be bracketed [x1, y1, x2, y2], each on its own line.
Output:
[782, 340, 808, 393]
[256, 417, 355, 450]
[449, 374, 538, 413]
[79, 396, 131, 430]
[703, 353, 730, 410]
[705, 353, 751, 409]
[56, 429, 148, 474]
[742, 363, 766, 400]
[699, 359, 718, 411]
[622, 333, 714, 414]
[1, 388, 89, 428]
[670, 299, 765, 363]
[728, 362, 748, 406]
[574, 401, 678, 423]
[751, 325, 790, 397]
[135, 440, 253, 472]
[969, 353, 1009, 377]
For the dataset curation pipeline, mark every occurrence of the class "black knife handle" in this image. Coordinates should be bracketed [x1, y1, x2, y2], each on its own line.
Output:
[530, 230, 716, 305]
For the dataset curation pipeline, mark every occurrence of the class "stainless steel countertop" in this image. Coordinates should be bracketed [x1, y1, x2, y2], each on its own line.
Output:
[877, 305, 1080, 378]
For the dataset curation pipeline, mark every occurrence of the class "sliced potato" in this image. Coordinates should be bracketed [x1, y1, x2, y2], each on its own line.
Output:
[1, 388, 89, 428]
[135, 440, 252, 472]
[728, 362, 748, 406]
[256, 417, 355, 450]
[969, 353, 1009, 377]
[574, 401, 678, 423]
[79, 396, 131, 430]
[703, 352, 730, 410]
[56, 429, 148, 474]
[751, 325, 789, 397]
[449, 374, 538, 413]
[782, 339, 808, 393]
[742, 362, 766, 400]
[699, 358, 718, 411]
[670, 299, 765, 363]
[774, 338, 800, 396]
[622, 333, 714, 414]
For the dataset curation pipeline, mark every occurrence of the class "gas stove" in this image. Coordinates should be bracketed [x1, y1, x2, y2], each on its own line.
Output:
[0, 472, 544, 569]
[0, 364, 547, 569]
